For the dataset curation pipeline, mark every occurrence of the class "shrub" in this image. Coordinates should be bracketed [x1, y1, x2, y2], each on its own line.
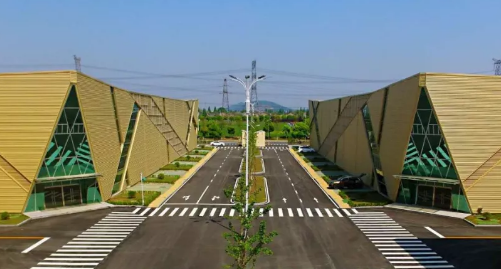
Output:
[483, 212, 492, 220]
[312, 166, 320, 171]
[175, 162, 180, 168]
[186, 155, 191, 161]
[1, 212, 9, 220]
[338, 190, 348, 199]
[157, 173, 165, 180]
[477, 207, 483, 214]
[321, 176, 330, 183]
[200, 145, 206, 149]
[127, 191, 136, 199]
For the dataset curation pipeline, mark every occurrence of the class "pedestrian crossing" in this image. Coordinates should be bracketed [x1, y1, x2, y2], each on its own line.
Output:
[221, 146, 243, 149]
[349, 212, 454, 269]
[133, 206, 358, 218]
[263, 146, 288, 150]
[31, 211, 145, 269]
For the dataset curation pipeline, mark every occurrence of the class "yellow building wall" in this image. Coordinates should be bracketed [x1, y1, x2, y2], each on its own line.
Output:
[366, 89, 386, 143]
[0, 71, 71, 180]
[164, 98, 189, 145]
[127, 111, 169, 183]
[0, 155, 31, 212]
[113, 88, 135, 142]
[379, 75, 421, 200]
[335, 112, 373, 185]
[317, 99, 339, 148]
[77, 74, 122, 201]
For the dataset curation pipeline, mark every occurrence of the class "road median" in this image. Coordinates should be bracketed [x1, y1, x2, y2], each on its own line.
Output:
[288, 148, 350, 208]
[149, 147, 219, 207]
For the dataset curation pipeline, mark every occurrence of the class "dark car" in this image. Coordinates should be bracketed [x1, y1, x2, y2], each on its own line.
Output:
[329, 173, 366, 189]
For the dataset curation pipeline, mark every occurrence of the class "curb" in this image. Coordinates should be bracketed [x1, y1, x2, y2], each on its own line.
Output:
[230, 177, 270, 206]
[239, 157, 265, 175]
[462, 217, 501, 227]
[384, 206, 469, 220]
[151, 147, 219, 208]
[0, 218, 32, 227]
[22, 203, 115, 222]
[288, 149, 349, 208]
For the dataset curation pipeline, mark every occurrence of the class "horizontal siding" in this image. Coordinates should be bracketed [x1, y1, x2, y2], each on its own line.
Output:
[379, 75, 420, 200]
[113, 88, 135, 141]
[0, 72, 71, 180]
[366, 89, 385, 143]
[77, 74, 122, 201]
[0, 155, 31, 212]
[317, 99, 339, 147]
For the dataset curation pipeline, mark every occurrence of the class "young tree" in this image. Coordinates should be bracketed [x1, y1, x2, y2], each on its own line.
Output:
[227, 126, 236, 137]
[223, 120, 277, 269]
[208, 106, 212, 113]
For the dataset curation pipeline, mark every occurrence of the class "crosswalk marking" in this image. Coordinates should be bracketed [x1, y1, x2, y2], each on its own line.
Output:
[342, 209, 351, 216]
[324, 208, 333, 217]
[189, 208, 198, 217]
[297, 208, 304, 217]
[287, 208, 294, 217]
[169, 208, 180, 217]
[139, 208, 151, 216]
[229, 209, 235, 216]
[159, 208, 170, 216]
[132, 208, 141, 214]
[269, 208, 273, 217]
[149, 207, 161, 216]
[219, 208, 226, 217]
[315, 208, 324, 217]
[199, 208, 208, 216]
[210, 208, 217, 216]
[179, 208, 189, 216]
[278, 208, 284, 217]
[350, 212, 453, 268]
[306, 208, 314, 217]
[333, 209, 343, 217]
[259, 208, 264, 217]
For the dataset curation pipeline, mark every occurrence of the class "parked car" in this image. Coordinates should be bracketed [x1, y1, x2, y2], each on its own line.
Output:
[329, 173, 366, 189]
[298, 146, 315, 153]
[210, 141, 225, 147]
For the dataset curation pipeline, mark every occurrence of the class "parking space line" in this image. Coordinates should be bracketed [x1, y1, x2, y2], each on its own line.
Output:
[21, 237, 50, 253]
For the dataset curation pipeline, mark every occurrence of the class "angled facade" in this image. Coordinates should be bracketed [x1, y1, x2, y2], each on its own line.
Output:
[310, 73, 501, 213]
[0, 71, 198, 213]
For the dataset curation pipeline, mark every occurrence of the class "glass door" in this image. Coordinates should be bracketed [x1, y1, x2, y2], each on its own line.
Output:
[63, 185, 82, 206]
[434, 187, 452, 210]
[416, 185, 434, 207]
[45, 187, 64, 208]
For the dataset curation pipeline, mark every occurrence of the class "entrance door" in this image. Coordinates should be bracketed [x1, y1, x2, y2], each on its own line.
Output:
[434, 187, 452, 210]
[45, 187, 64, 208]
[416, 185, 434, 207]
[63, 185, 82, 206]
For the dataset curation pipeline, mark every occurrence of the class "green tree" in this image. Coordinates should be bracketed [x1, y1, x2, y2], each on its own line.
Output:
[263, 120, 274, 139]
[208, 106, 212, 113]
[292, 122, 309, 139]
[207, 121, 222, 138]
[202, 108, 208, 117]
[227, 126, 236, 137]
[282, 124, 292, 139]
[223, 122, 277, 269]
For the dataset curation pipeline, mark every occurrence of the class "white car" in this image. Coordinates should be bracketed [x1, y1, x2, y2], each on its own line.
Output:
[210, 141, 225, 147]
[298, 146, 315, 153]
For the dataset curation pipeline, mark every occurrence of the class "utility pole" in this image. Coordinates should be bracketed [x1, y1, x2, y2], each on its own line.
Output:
[251, 60, 258, 110]
[73, 55, 81, 72]
[221, 79, 230, 112]
[228, 74, 266, 233]
[494, 58, 501, 76]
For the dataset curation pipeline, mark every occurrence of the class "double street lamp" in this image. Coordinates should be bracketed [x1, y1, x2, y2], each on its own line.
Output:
[228, 74, 266, 215]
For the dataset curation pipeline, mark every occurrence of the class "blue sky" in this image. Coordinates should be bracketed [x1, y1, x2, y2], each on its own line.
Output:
[1, 1, 500, 108]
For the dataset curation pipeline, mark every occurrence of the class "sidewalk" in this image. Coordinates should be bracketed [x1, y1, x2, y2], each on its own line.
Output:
[385, 203, 470, 219]
[24, 202, 114, 220]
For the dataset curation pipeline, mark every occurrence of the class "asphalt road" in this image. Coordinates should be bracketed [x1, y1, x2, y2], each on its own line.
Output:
[167, 148, 242, 204]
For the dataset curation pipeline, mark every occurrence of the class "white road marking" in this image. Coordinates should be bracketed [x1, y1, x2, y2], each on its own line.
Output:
[139, 208, 151, 216]
[333, 209, 343, 217]
[229, 209, 235, 216]
[315, 208, 324, 217]
[44, 258, 104, 261]
[375, 244, 426, 247]
[297, 208, 304, 217]
[21, 237, 50, 253]
[132, 208, 141, 214]
[210, 208, 217, 216]
[425, 226, 445, 238]
[342, 209, 351, 216]
[287, 208, 294, 217]
[94, 224, 138, 227]
[56, 249, 113, 252]
[63, 245, 116, 249]
[50, 253, 108, 256]
[87, 229, 133, 232]
[179, 208, 189, 216]
[169, 208, 180, 217]
[361, 228, 406, 231]
[37, 262, 99, 266]
[269, 208, 273, 217]
[74, 238, 123, 241]
[382, 252, 436, 255]
[189, 208, 198, 217]
[371, 240, 422, 243]
[199, 208, 208, 216]
[306, 208, 314, 217]
[259, 208, 264, 217]
[149, 207, 161, 216]
[369, 237, 418, 240]
[111, 212, 134, 214]
[219, 208, 226, 217]
[324, 208, 333, 217]
[197, 186, 210, 204]
[351, 208, 359, 214]
[82, 232, 129, 235]
[278, 208, 284, 217]
[384, 256, 442, 260]
[159, 208, 170, 216]
[67, 241, 119, 245]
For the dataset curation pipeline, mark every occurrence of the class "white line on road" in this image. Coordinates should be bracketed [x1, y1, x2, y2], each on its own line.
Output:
[50, 253, 108, 256]
[287, 208, 294, 217]
[169, 208, 180, 217]
[306, 208, 314, 217]
[324, 208, 333, 217]
[229, 209, 235, 216]
[210, 208, 217, 216]
[197, 186, 210, 204]
[297, 208, 304, 217]
[342, 209, 351, 216]
[315, 208, 324, 217]
[278, 208, 284, 217]
[219, 208, 226, 217]
[139, 208, 151, 216]
[425, 226, 445, 238]
[269, 208, 273, 217]
[189, 208, 198, 217]
[199, 208, 207, 216]
[351, 208, 359, 214]
[159, 208, 170, 216]
[179, 208, 189, 216]
[132, 208, 141, 214]
[149, 207, 161, 216]
[22, 237, 50, 253]
[333, 209, 343, 217]
[259, 208, 264, 217]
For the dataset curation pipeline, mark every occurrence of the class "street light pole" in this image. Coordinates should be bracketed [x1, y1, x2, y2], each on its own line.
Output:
[228, 74, 266, 219]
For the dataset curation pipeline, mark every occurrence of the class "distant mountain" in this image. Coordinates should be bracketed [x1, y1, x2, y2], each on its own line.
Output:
[229, 100, 292, 112]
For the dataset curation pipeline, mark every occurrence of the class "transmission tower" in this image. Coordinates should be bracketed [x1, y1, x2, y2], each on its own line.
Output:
[494, 58, 501, 76]
[73, 55, 81, 72]
[250, 60, 258, 109]
[221, 78, 230, 112]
